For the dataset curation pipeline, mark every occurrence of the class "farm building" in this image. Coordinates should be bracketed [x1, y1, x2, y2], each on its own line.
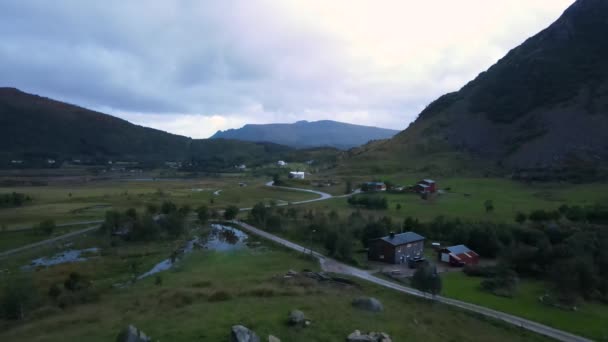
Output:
[363, 182, 387, 192]
[415, 179, 437, 193]
[368, 232, 425, 264]
[288, 171, 305, 179]
[438, 245, 479, 266]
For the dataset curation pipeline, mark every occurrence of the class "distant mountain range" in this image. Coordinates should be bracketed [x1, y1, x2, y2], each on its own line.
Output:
[210, 120, 399, 149]
[346, 0, 608, 179]
[0, 88, 332, 170]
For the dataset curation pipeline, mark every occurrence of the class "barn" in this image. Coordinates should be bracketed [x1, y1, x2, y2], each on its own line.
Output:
[368, 232, 425, 264]
[415, 179, 437, 193]
[438, 245, 479, 266]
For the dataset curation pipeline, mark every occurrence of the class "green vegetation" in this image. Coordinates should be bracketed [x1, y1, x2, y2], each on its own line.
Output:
[442, 272, 608, 340]
[0, 192, 31, 208]
[0, 235, 548, 341]
[347, 194, 388, 210]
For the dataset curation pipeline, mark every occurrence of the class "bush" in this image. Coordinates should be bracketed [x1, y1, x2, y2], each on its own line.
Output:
[196, 205, 210, 224]
[1, 277, 35, 320]
[208, 290, 232, 302]
[36, 219, 56, 235]
[348, 195, 388, 210]
[224, 206, 239, 220]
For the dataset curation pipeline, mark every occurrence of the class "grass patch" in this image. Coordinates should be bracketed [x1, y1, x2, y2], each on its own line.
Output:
[442, 272, 608, 340]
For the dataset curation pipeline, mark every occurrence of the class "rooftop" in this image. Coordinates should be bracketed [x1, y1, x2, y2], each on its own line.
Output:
[377, 231, 425, 246]
[446, 244, 474, 255]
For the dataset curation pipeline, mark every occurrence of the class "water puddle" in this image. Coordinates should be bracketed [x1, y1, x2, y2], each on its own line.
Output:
[202, 224, 249, 251]
[22, 247, 100, 270]
[137, 224, 249, 279]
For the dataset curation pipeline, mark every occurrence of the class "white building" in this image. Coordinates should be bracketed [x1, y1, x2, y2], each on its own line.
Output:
[277, 160, 287, 166]
[289, 171, 305, 179]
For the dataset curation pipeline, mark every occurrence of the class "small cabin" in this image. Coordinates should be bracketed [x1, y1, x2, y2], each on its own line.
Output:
[288, 171, 305, 179]
[363, 182, 387, 192]
[438, 244, 479, 266]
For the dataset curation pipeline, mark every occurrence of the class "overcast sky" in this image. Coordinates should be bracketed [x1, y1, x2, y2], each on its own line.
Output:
[0, 0, 574, 138]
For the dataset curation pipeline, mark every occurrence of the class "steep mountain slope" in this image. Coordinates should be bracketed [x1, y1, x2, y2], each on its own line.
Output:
[347, 0, 608, 177]
[0, 87, 189, 161]
[0, 88, 298, 168]
[210, 120, 399, 149]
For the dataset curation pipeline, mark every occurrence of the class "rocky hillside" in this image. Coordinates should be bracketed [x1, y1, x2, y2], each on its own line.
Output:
[348, 0, 608, 178]
[211, 120, 399, 149]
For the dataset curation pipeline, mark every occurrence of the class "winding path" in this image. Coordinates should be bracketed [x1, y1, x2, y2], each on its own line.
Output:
[1, 180, 592, 341]
[231, 219, 591, 342]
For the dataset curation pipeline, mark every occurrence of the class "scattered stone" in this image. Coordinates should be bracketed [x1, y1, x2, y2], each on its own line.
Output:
[231, 325, 260, 342]
[347, 330, 392, 342]
[116, 324, 151, 342]
[352, 297, 383, 312]
[268, 335, 281, 342]
[288, 310, 308, 327]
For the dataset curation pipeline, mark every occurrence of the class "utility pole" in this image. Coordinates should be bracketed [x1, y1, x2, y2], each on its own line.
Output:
[310, 229, 316, 255]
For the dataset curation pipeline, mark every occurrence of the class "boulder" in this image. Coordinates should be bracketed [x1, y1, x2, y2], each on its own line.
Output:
[268, 335, 281, 342]
[347, 330, 373, 342]
[116, 325, 151, 342]
[347, 330, 392, 342]
[288, 310, 306, 326]
[231, 325, 260, 342]
[351, 297, 383, 312]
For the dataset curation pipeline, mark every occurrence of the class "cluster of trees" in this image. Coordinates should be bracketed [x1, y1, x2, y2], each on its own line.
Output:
[99, 200, 190, 241]
[412, 263, 442, 298]
[0, 192, 31, 208]
[516, 204, 608, 224]
[347, 195, 388, 210]
[35, 219, 56, 235]
[412, 214, 608, 304]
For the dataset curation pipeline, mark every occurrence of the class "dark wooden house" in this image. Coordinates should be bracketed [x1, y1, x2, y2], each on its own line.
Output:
[438, 244, 479, 266]
[368, 232, 425, 264]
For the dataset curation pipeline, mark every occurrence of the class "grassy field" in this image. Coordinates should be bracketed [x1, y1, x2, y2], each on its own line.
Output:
[300, 177, 608, 223]
[0, 232, 548, 342]
[441, 272, 608, 341]
[0, 177, 317, 231]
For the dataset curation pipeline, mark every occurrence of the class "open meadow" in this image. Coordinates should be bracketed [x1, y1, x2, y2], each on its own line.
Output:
[0, 224, 548, 342]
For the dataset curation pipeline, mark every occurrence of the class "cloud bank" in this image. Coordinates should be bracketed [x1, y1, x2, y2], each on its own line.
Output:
[0, 0, 574, 138]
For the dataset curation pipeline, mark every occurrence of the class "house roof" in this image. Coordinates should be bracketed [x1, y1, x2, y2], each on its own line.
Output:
[417, 183, 430, 188]
[377, 232, 425, 246]
[446, 244, 475, 255]
[422, 179, 435, 184]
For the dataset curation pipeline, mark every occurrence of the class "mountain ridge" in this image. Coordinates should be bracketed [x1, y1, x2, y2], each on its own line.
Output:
[211, 120, 399, 149]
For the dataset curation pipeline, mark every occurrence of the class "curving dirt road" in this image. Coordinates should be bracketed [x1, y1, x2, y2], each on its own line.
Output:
[1, 180, 593, 341]
[232, 218, 592, 342]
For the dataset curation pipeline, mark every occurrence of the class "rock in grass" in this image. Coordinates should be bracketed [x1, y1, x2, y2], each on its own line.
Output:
[288, 310, 307, 326]
[347, 330, 392, 342]
[231, 325, 260, 342]
[116, 325, 151, 342]
[268, 335, 281, 342]
[351, 297, 383, 312]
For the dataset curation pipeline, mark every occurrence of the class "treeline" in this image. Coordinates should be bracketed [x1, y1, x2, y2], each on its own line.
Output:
[517, 204, 608, 224]
[99, 201, 192, 241]
[0, 192, 31, 208]
[347, 195, 388, 210]
[409, 214, 608, 304]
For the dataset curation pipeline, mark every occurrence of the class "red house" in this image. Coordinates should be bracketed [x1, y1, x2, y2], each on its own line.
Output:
[438, 245, 479, 266]
[420, 179, 436, 192]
